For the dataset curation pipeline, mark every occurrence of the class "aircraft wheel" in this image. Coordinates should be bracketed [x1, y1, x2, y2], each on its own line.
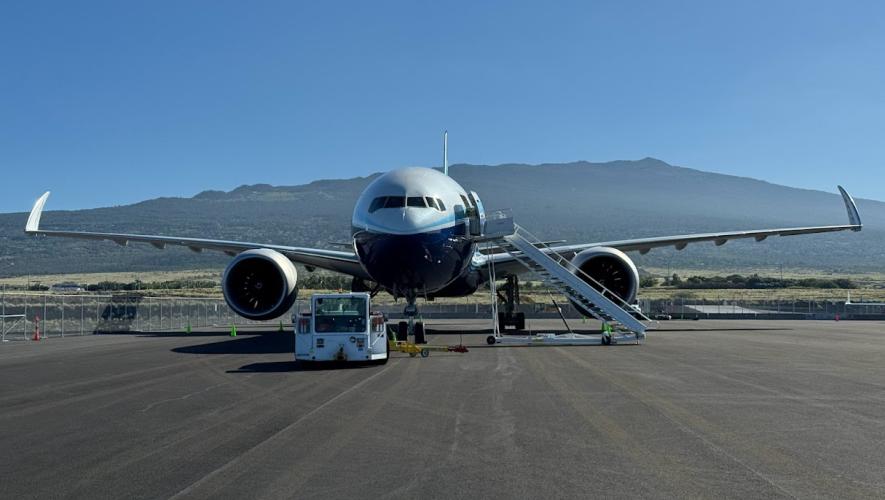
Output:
[414, 322, 426, 344]
[486, 335, 496, 345]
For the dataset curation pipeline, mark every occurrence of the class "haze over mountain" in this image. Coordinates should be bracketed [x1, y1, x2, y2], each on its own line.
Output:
[1, 158, 882, 277]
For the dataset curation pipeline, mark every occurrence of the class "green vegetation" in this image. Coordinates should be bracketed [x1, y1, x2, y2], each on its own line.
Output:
[675, 274, 856, 290]
[84, 279, 218, 292]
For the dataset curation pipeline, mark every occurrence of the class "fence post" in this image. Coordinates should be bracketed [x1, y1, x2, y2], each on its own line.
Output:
[80, 295, 84, 335]
[43, 294, 47, 338]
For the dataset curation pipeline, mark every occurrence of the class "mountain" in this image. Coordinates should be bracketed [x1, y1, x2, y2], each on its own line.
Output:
[1, 158, 883, 277]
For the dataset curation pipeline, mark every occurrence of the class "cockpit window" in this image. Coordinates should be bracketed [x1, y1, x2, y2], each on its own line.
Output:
[370, 195, 447, 212]
[460, 194, 471, 208]
[384, 196, 405, 208]
[407, 196, 426, 208]
[369, 197, 387, 213]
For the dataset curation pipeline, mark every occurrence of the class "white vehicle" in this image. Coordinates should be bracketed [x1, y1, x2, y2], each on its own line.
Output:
[294, 293, 389, 363]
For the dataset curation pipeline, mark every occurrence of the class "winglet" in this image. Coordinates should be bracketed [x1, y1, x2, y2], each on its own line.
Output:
[837, 186, 862, 231]
[25, 191, 50, 234]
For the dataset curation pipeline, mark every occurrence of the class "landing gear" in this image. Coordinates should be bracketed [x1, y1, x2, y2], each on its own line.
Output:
[413, 321, 426, 345]
[496, 275, 526, 331]
[497, 312, 525, 332]
[400, 293, 427, 344]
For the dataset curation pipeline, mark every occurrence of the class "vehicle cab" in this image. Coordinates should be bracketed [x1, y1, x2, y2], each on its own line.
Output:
[294, 293, 388, 363]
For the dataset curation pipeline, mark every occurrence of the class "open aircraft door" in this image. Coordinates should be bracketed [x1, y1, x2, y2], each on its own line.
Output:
[468, 190, 486, 237]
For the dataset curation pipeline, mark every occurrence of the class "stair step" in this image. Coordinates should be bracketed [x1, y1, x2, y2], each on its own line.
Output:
[498, 230, 647, 336]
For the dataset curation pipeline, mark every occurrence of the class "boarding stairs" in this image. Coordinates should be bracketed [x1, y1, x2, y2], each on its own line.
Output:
[480, 210, 649, 340]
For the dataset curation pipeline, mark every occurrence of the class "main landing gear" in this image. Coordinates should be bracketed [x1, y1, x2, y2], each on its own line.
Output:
[496, 275, 526, 331]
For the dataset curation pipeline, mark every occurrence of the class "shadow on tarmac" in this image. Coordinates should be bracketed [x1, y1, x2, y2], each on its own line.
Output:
[227, 360, 379, 373]
[172, 332, 294, 355]
[430, 326, 792, 336]
[651, 327, 792, 332]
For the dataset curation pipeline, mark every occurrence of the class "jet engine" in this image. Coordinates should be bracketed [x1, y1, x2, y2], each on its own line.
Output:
[222, 249, 298, 321]
[569, 247, 639, 308]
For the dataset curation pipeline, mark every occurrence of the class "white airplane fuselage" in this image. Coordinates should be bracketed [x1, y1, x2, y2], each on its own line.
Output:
[351, 167, 484, 299]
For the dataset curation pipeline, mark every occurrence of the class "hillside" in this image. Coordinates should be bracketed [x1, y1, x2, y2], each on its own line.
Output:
[1, 158, 882, 276]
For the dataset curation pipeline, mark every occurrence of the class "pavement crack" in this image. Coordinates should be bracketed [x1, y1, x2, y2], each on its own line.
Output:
[138, 383, 226, 413]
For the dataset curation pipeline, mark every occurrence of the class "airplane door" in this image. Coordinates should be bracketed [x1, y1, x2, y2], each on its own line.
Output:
[468, 191, 486, 237]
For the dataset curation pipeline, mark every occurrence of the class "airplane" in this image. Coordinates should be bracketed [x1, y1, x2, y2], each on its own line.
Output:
[23, 135, 863, 336]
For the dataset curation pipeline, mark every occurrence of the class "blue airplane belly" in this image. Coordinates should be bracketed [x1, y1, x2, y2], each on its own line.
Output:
[352, 227, 474, 294]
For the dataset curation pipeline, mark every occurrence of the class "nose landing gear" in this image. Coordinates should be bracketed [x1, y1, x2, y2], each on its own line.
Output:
[398, 293, 427, 344]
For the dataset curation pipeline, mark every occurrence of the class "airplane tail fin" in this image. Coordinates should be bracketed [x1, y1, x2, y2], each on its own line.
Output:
[443, 130, 448, 176]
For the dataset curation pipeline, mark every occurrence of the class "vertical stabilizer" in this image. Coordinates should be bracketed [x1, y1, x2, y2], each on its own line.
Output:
[443, 130, 448, 176]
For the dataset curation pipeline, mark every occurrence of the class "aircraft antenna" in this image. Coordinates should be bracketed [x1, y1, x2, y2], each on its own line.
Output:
[443, 130, 448, 176]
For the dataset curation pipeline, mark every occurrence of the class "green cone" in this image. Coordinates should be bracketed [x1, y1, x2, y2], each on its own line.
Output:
[230, 324, 237, 337]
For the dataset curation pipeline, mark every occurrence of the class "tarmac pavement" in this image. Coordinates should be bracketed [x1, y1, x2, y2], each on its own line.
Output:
[2, 319, 885, 499]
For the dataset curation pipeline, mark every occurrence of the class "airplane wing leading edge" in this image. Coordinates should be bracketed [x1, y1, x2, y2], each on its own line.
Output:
[23, 184, 864, 282]
[486, 185, 862, 272]
[23, 192, 370, 279]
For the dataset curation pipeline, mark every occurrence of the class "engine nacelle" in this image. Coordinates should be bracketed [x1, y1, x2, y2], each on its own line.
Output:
[569, 247, 639, 311]
[222, 249, 298, 321]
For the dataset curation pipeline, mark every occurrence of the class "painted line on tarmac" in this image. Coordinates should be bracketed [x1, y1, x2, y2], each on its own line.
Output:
[169, 361, 395, 499]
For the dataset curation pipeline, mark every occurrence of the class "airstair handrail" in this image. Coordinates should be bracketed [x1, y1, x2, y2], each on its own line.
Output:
[510, 224, 654, 324]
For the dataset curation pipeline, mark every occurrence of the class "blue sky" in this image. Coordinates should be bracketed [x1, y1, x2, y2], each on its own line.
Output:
[2, 1, 884, 212]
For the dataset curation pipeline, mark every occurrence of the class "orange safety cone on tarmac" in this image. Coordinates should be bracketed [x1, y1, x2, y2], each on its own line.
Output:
[230, 324, 237, 337]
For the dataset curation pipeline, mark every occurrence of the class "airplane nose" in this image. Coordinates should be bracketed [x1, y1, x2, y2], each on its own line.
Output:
[402, 208, 423, 228]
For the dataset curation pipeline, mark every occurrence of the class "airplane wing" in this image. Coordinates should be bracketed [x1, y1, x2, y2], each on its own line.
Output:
[485, 186, 862, 275]
[24, 192, 370, 279]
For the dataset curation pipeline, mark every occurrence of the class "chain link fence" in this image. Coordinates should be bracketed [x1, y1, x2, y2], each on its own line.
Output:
[2, 292, 882, 342]
[0, 292, 304, 341]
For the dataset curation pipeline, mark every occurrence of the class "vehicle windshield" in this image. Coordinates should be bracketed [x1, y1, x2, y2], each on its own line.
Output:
[314, 297, 367, 333]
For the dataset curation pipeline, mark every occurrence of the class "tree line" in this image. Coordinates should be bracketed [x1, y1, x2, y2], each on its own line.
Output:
[659, 273, 856, 289]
